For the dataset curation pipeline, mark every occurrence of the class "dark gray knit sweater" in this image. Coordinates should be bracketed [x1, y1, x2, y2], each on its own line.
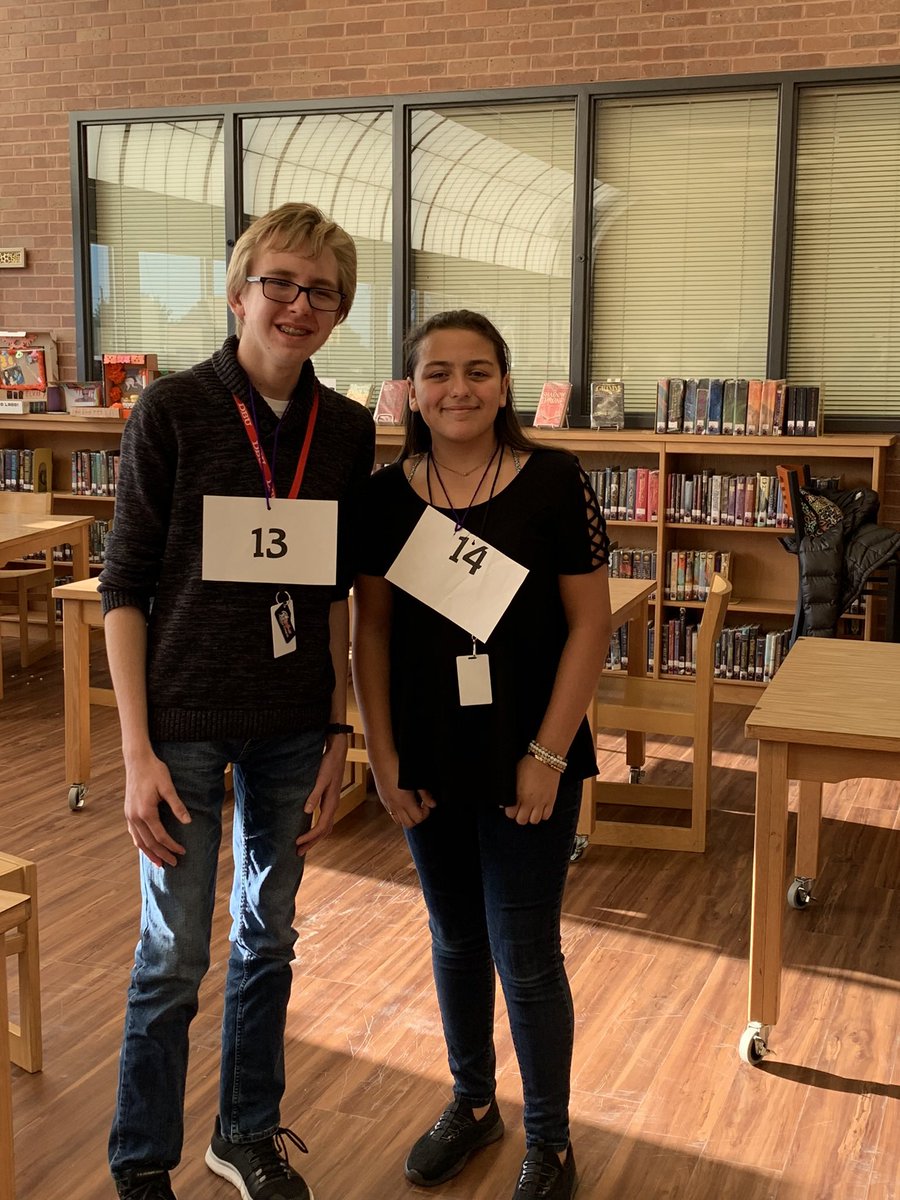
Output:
[98, 336, 375, 741]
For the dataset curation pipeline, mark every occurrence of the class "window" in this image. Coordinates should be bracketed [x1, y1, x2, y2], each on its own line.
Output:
[590, 92, 778, 417]
[241, 112, 393, 394]
[788, 83, 900, 421]
[86, 120, 227, 373]
[410, 103, 575, 411]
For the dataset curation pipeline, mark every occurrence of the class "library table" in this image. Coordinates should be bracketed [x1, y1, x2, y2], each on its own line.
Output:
[740, 637, 900, 1064]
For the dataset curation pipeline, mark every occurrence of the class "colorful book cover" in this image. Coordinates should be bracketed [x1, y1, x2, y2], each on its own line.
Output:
[682, 378, 698, 435]
[590, 379, 625, 429]
[722, 379, 737, 436]
[102, 353, 158, 407]
[533, 381, 572, 429]
[734, 378, 749, 436]
[706, 379, 724, 435]
[746, 378, 763, 436]
[666, 378, 684, 434]
[655, 379, 669, 435]
[345, 383, 373, 407]
[695, 378, 710, 435]
[373, 379, 409, 424]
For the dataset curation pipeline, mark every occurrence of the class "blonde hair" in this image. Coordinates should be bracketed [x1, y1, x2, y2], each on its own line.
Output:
[226, 202, 357, 329]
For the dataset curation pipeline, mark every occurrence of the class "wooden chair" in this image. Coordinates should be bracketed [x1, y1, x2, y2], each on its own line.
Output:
[0, 852, 42, 1073]
[586, 573, 732, 853]
[0, 491, 57, 671]
[0, 889, 32, 1200]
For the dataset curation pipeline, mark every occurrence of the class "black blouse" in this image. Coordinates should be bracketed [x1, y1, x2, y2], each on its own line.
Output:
[355, 447, 610, 806]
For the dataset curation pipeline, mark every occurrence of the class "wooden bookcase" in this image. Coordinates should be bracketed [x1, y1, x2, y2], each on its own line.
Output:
[374, 426, 898, 702]
[4, 417, 895, 700]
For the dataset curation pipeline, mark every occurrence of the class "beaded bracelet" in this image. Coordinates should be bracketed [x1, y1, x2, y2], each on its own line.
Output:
[527, 739, 567, 774]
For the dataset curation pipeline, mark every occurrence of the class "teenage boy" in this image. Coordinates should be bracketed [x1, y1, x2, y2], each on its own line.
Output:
[100, 202, 375, 1200]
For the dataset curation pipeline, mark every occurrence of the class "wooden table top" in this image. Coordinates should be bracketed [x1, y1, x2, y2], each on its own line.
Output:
[745, 636, 900, 753]
[0, 511, 94, 551]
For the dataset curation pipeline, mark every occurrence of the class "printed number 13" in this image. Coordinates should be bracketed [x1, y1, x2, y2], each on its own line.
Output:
[251, 526, 288, 559]
[449, 534, 487, 575]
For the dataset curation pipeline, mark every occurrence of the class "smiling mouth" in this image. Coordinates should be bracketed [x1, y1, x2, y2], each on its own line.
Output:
[276, 324, 313, 337]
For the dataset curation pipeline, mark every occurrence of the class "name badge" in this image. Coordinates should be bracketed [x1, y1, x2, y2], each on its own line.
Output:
[386, 506, 528, 642]
[202, 495, 337, 585]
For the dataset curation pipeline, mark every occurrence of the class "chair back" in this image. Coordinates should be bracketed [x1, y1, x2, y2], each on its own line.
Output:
[695, 573, 732, 701]
[0, 492, 53, 516]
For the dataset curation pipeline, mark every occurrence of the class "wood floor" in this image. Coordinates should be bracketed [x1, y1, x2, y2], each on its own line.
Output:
[1, 636, 898, 1200]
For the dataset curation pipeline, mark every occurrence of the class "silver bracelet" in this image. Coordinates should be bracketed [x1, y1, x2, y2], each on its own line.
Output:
[527, 739, 567, 774]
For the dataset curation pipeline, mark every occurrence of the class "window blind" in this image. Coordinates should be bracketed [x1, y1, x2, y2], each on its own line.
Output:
[590, 92, 778, 419]
[410, 104, 575, 412]
[87, 120, 227, 373]
[788, 84, 900, 422]
[241, 113, 393, 396]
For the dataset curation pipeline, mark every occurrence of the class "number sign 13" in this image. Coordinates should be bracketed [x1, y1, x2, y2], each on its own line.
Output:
[202, 495, 338, 585]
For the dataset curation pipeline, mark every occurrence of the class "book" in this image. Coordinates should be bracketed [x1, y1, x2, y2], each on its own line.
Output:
[590, 379, 625, 429]
[804, 385, 821, 436]
[655, 379, 669, 435]
[533, 381, 572, 429]
[759, 378, 777, 436]
[746, 378, 762, 436]
[706, 379, 724, 435]
[102, 353, 158, 407]
[695, 378, 710, 435]
[722, 379, 737, 436]
[734, 378, 749, 436]
[373, 379, 409, 424]
[772, 379, 787, 434]
[60, 382, 104, 411]
[666, 378, 684, 433]
[682, 379, 698, 435]
[345, 383, 373, 407]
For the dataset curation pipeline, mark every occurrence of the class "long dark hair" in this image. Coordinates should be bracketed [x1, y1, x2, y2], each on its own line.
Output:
[400, 310, 534, 460]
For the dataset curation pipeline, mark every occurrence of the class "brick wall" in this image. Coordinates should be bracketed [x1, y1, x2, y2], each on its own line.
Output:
[1, 0, 898, 512]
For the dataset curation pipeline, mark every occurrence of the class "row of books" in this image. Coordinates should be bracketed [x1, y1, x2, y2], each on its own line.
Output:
[656, 378, 821, 437]
[71, 449, 121, 496]
[23, 519, 111, 565]
[666, 471, 790, 528]
[660, 613, 793, 682]
[608, 546, 658, 581]
[588, 466, 659, 522]
[1, 447, 52, 492]
[664, 550, 732, 602]
[605, 623, 654, 674]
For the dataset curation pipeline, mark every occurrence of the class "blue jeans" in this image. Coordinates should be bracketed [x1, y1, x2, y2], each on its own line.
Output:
[109, 731, 324, 1177]
[404, 776, 581, 1151]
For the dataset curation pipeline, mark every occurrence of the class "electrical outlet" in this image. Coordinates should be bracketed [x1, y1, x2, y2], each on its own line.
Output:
[0, 247, 26, 268]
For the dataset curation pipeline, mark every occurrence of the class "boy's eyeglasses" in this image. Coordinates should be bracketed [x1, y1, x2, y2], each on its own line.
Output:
[246, 276, 344, 312]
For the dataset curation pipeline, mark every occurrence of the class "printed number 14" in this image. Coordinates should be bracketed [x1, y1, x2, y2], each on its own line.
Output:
[449, 534, 487, 575]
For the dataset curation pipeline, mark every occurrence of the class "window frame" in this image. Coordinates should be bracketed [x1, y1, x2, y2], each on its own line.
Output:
[70, 65, 900, 431]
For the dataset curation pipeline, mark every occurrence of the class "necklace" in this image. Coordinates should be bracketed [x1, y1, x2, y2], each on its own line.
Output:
[428, 444, 503, 533]
[430, 451, 495, 478]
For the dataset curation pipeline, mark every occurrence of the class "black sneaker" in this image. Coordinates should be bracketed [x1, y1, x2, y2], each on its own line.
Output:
[511, 1144, 577, 1199]
[405, 1097, 504, 1187]
[205, 1118, 314, 1200]
[113, 1167, 177, 1199]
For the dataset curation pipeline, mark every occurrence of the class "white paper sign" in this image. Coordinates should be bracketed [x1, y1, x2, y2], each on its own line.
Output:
[386, 506, 528, 642]
[202, 495, 337, 585]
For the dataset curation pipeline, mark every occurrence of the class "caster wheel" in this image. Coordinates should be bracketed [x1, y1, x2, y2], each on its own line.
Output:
[787, 878, 814, 909]
[570, 834, 589, 863]
[739, 1023, 770, 1065]
[68, 784, 86, 812]
[628, 767, 644, 784]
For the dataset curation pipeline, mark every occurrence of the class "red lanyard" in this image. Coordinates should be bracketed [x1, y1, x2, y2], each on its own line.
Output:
[232, 384, 319, 500]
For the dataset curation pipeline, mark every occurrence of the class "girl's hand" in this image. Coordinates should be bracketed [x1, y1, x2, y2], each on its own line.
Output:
[372, 754, 436, 828]
[504, 754, 560, 825]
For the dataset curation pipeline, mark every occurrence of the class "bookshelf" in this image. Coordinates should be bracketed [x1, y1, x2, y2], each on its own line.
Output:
[372, 426, 897, 703]
[3, 417, 895, 699]
[0, 413, 122, 574]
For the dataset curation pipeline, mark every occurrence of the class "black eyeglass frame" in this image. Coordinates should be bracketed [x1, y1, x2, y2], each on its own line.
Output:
[245, 275, 345, 312]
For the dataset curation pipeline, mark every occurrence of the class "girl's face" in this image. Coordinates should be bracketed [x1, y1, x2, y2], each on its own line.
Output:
[408, 328, 508, 450]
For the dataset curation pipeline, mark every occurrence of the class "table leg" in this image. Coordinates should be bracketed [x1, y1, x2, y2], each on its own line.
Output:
[0, 929, 15, 1200]
[63, 599, 91, 804]
[748, 740, 790, 1030]
[70, 528, 90, 581]
[624, 600, 648, 773]
[795, 780, 823, 881]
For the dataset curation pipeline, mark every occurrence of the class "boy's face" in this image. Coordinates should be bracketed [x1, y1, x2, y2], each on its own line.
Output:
[230, 240, 342, 376]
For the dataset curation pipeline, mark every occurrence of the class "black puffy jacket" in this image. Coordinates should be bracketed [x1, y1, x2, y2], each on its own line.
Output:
[781, 486, 900, 637]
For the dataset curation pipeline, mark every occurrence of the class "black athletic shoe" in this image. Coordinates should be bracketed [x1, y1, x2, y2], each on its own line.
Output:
[113, 1167, 177, 1199]
[205, 1118, 313, 1199]
[404, 1097, 504, 1187]
[511, 1144, 577, 1200]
